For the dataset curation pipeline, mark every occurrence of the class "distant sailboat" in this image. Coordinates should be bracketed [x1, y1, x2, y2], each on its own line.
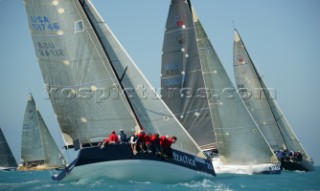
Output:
[17, 95, 66, 171]
[23, 0, 215, 182]
[161, 0, 280, 174]
[233, 29, 314, 172]
[0, 128, 17, 171]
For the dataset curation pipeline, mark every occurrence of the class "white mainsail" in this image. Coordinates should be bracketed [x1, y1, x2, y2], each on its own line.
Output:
[19, 94, 66, 170]
[0, 128, 17, 170]
[161, 0, 279, 171]
[233, 29, 314, 171]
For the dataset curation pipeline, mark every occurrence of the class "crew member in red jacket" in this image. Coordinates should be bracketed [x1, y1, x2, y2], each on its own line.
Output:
[100, 130, 119, 149]
[150, 133, 160, 154]
[159, 135, 177, 158]
[137, 130, 147, 153]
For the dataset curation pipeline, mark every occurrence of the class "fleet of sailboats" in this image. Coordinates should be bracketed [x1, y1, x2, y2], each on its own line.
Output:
[17, 94, 66, 171]
[0, 128, 17, 171]
[22, 0, 215, 182]
[0, 0, 313, 182]
[233, 29, 314, 172]
[161, 0, 280, 174]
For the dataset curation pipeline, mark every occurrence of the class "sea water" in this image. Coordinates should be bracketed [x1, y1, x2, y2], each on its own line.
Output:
[1, 166, 319, 191]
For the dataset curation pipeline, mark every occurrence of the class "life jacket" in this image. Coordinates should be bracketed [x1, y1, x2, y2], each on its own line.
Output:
[108, 133, 119, 142]
[160, 136, 174, 148]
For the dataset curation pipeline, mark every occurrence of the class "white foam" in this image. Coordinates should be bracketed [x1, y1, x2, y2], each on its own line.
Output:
[211, 157, 279, 175]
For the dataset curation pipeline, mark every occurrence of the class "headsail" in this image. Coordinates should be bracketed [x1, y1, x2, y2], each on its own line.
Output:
[37, 110, 66, 167]
[233, 30, 287, 151]
[0, 128, 17, 169]
[161, 0, 216, 151]
[20, 94, 65, 168]
[23, 0, 202, 156]
[193, 8, 277, 165]
[233, 29, 313, 168]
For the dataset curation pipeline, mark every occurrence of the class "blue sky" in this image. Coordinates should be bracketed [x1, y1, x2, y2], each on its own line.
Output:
[0, 0, 319, 165]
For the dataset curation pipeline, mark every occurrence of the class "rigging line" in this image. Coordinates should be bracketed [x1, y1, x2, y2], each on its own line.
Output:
[119, 66, 128, 82]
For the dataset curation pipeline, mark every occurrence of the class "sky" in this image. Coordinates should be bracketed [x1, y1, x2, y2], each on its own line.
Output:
[0, 0, 319, 166]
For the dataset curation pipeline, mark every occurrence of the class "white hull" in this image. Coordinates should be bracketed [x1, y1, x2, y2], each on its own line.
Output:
[211, 158, 280, 175]
[0, 166, 16, 171]
[60, 159, 213, 183]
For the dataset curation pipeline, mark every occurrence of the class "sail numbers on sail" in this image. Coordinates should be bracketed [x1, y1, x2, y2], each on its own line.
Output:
[30, 16, 60, 31]
[37, 42, 65, 57]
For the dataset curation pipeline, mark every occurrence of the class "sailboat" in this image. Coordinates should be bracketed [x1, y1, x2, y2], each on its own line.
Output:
[161, 0, 280, 174]
[0, 128, 17, 171]
[233, 29, 314, 172]
[17, 94, 66, 171]
[23, 0, 215, 182]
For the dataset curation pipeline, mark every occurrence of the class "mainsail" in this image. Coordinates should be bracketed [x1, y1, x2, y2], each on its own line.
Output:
[0, 128, 17, 169]
[162, 0, 278, 166]
[161, 0, 216, 151]
[23, 0, 202, 156]
[233, 29, 314, 170]
[19, 95, 65, 169]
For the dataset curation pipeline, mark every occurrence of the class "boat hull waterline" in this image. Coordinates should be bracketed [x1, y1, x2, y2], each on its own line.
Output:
[52, 144, 215, 182]
[212, 158, 281, 175]
[0, 167, 16, 171]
